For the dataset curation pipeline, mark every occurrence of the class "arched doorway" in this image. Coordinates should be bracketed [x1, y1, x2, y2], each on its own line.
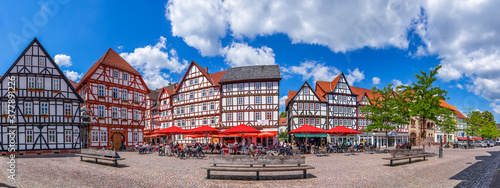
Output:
[112, 133, 124, 151]
[410, 132, 417, 146]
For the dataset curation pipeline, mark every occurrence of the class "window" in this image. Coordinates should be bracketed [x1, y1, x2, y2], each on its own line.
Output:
[1, 102, 7, 115]
[98, 85, 105, 97]
[227, 98, 232, 105]
[238, 97, 243, 105]
[299, 118, 304, 125]
[41, 102, 48, 115]
[39, 57, 45, 66]
[266, 112, 272, 120]
[298, 103, 303, 110]
[194, 78, 198, 84]
[191, 118, 195, 126]
[304, 102, 309, 110]
[238, 112, 243, 121]
[209, 88, 214, 96]
[344, 107, 347, 115]
[64, 104, 72, 116]
[211, 117, 215, 124]
[255, 96, 261, 104]
[304, 88, 309, 95]
[24, 102, 32, 115]
[189, 79, 194, 85]
[334, 119, 338, 126]
[255, 82, 260, 90]
[112, 88, 119, 99]
[48, 130, 56, 143]
[64, 130, 72, 143]
[267, 82, 272, 89]
[178, 94, 183, 102]
[202, 103, 207, 111]
[238, 83, 243, 91]
[134, 110, 139, 121]
[91, 131, 99, 142]
[113, 70, 119, 78]
[316, 103, 320, 110]
[123, 73, 129, 81]
[36, 77, 44, 89]
[310, 118, 315, 125]
[100, 131, 107, 142]
[122, 108, 127, 119]
[118, 89, 126, 101]
[98, 105, 105, 118]
[133, 132, 138, 142]
[227, 113, 232, 121]
[203, 117, 207, 125]
[25, 56, 32, 65]
[202, 90, 207, 97]
[267, 96, 272, 104]
[210, 101, 215, 110]
[227, 84, 232, 91]
[180, 107, 185, 114]
[316, 118, 320, 125]
[26, 130, 33, 144]
[182, 120, 185, 127]
[134, 92, 139, 103]
[53, 79, 60, 91]
[28, 77, 35, 89]
[255, 112, 260, 120]
[112, 107, 119, 119]
[190, 105, 195, 113]
[339, 106, 343, 113]
[334, 106, 338, 113]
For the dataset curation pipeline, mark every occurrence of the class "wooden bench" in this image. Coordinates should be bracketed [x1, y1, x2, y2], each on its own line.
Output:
[382, 149, 429, 166]
[76, 149, 125, 167]
[204, 155, 315, 180]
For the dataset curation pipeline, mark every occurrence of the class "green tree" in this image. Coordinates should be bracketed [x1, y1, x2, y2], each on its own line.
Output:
[480, 111, 495, 123]
[480, 121, 500, 139]
[361, 84, 409, 148]
[279, 131, 288, 141]
[464, 107, 481, 147]
[437, 112, 457, 141]
[279, 111, 286, 118]
[399, 65, 449, 152]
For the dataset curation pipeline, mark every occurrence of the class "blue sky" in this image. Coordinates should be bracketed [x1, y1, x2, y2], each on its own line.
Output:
[1, 1, 499, 121]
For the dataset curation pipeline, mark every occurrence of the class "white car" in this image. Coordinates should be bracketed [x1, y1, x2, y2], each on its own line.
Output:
[480, 141, 488, 148]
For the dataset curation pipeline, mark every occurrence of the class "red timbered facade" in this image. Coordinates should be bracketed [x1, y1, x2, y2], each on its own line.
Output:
[76, 48, 150, 150]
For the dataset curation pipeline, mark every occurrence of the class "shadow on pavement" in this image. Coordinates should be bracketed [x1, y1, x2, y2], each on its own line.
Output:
[449, 150, 500, 188]
[0, 183, 15, 188]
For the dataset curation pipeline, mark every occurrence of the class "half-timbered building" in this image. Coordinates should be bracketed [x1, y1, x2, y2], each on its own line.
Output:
[286, 81, 327, 133]
[76, 48, 150, 150]
[171, 61, 225, 143]
[219, 65, 281, 133]
[157, 84, 177, 130]
[1, 38, 83, 154]
[144, 88, 161, 144]
[316, 73, 358, 130]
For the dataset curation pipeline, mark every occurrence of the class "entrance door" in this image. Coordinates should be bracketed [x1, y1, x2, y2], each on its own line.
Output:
[113, 134, 122, 150]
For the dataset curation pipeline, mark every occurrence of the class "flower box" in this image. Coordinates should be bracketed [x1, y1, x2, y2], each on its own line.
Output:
[27, 89, 36, 92]
[52, 90, 61, 93]
[122, 100, 129, 102]
[112, 118, 119, 121]
[24, 114, 33, 118]
[64, 115, 73, 118]
[40, 114, 50, 118]
[36, 88, 45, 92]
[1, 114, 9, 118]
[98, 96, 106, 99]
[122, 119, 128, 121]
[98, 117, 105, 119]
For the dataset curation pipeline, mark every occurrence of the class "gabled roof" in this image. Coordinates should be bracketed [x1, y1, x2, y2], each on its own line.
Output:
[76, 48, 142, 90]
[174, 61, 226, 93]
[148, 88, 162, 110]
[440, 99, 467, 119]
[287, 81, 326, 107]
[351, 86, 380, 103]
[315, 73, 344, 97]
[69, 80, 78, 88]
[219, 65, 281, 83]
[286, 91, 297, 106]
[158, 85, 176, 101]
[211, 71, 226, 84]
[330, 73, 342, 91]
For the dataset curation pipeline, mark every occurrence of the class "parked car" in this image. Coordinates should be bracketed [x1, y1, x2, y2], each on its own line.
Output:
[496, 141, 500, 146]
[486, 141, 494, 147]
[480, 141, 488, 148]
[473, 141, 483, 148]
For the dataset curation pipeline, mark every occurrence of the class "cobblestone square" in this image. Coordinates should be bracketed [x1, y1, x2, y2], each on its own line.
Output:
[1, 146, 499, 188]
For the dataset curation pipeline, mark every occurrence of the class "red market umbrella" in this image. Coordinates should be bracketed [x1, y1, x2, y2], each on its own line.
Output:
[457, 137, 466, 141]
[151, 126, 186, 144]
[257, 132, 276, 138]
[289, 124, 327, 134]
[222, 124, 261, 134]
[186, 125, 220, 143]
[474, 137, 483, 141]
[326, 126, 363, 136]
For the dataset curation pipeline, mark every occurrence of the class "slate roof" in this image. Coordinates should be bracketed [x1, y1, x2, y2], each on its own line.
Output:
[148, 88, 162, 110]
[219, 65, 281, 83]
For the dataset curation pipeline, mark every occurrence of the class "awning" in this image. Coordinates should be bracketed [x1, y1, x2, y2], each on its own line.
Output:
[293, 134, 328, 138]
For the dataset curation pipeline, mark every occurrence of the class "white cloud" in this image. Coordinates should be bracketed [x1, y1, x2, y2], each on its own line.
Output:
[408, 46, 429, 58]
[391, 79, 406, 88]
[490, 103, 500, 114]
[165, 0, 421, 55]
[281, 61, 340, 84]
[456, 83, 463, 90]
[64, 70, 83, 82]
[120, 36, 189, 89]
[372, 77, 381, 85]
[279, 95, 288, 109]
[345, 68, 365, 85]
[54, 54, 72, 67]
[222, 42, 275, 67]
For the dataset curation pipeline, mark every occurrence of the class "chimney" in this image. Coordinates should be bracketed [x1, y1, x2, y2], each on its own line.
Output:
[205, 67, 208, 72]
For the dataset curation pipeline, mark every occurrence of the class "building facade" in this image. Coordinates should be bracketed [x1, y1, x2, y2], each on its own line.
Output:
[286, 81, 328, 132]
[219, 65, 281, 132]
[144, 88, 161, 144]
[1, 38, 83, 154]
[76, 48, 149, 150]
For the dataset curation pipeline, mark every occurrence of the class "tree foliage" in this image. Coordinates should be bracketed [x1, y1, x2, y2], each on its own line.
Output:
[437, 112, 457, 135]
[279, 111, 286, 118]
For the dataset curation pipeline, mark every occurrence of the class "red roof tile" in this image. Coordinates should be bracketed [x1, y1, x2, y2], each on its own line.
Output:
[69, 80, 78, 88]
[287, 91, 297, 106]
[210, 71, 226, 84]
[279, 118, 287, 126]
[440, 99, 467, 119]
[77, 48, 141, 90]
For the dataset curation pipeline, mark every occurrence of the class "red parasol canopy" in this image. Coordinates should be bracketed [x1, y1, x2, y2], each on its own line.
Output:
[222, 124, 260, 134]
[185, 125, 220, 135]
[474, 137, 483, 141]
[457, 137, 466, 141]
[288, 124, 327, 134]
[326, 126, 362, 135]
[257, 131, 276, 138]
[151, 126, 186, 135]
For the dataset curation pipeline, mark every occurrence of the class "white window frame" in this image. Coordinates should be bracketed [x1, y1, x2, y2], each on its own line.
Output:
[255, 83, 260, 90]
[211, 117, 215, 124]
[113, 70, 119, 79]
[238, 112, 243, 121]
[123, 73, 129, 81]
[202, 103, 207, 111]
[98, 105, 105, 118]
[227, 113, 232, 121]
[26, 130, 33, 144]
[227, 98, 232, 105]
[98, 85, 105, 97]
[112, 107, 119, 119]
[100, 131, 107, 142]
[91, 130, 99, 142]
[39, 57, 45, 66]
[28, 77, 35, 89]
[122, 108, 127, 119]
[238, 83, 243, 91]
[210, 101, 215, 110]
[48, 130, 56, 143]
[255, 96, 261, 104]
[266, 112, 272, 120]
[255, 112, 260, 120]
[227, 84, 232, 91]
[24, 102, 32, 115]
[267, 82, 272, 89]
[134, 92, 139, 103]
[65, 130, 72, 143]
[41, 102, 48, 115]
[203, 117, 207, 125]
[36, 77, 43, 89]
[202, 90, 207, 97]
[53, 79, 60, 91]
[64, 104, 72, 116]
[238, 97, 243, 105]
[25, 56, 32, 65]
[122, 89, 128, 100]
[133, 131, 138, 142]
